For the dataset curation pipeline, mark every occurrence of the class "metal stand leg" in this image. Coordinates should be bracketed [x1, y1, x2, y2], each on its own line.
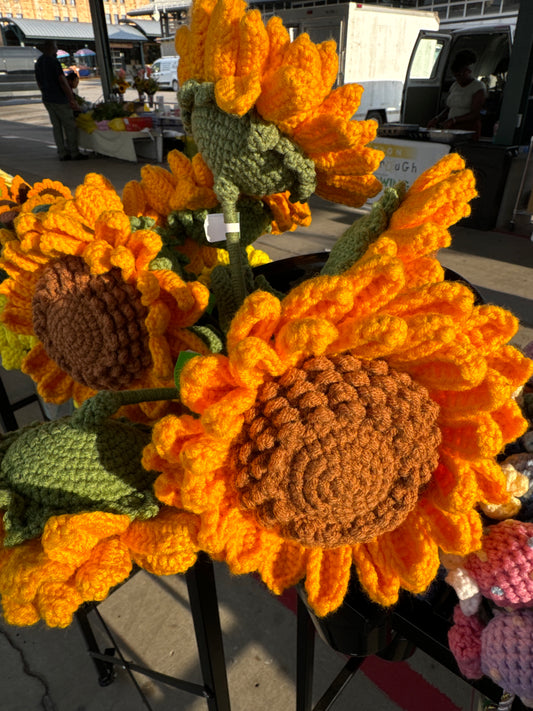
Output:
[76, 554, 231, 710]
[296, 594, 316, 711]
[186, 552, 232, 711]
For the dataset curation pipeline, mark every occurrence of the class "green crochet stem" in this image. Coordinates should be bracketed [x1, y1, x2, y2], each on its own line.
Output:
[71, 387, 179, 429]
[223, 204, 247, 308]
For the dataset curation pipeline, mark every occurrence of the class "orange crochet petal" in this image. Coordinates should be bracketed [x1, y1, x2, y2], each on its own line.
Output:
[305, 546, 353, 617]
[426, 454, 479, 514]
[352, 540, 401, 607]
[419, 499, 482, 555]
[386, 281, 474, 319]
[259, 538, 307, 594]
[230, 337, 285, 386]
[180, 354, 238, 412]
[487, 345, 533, 388]
[382, 512, 440, 594]
[204, 0, 246, 83]
[331, 314, 408, 358]
[463, 305, 519, 356]
[440, 411, 503, 460]
[491, 399, 529, 445]
[74, 537, 132, 601]
[432, 368, 513, 417]
[122, 508, 200, 575]
[42, 512, 131, 567]
[36, 581, 84, 628]
[472, 459, 511, 505]
[227, 290, 282, 352]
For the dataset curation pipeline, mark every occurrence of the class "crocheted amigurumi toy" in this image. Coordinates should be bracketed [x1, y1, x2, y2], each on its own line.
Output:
[447, 520, 533, 706]
[0, 389, 199, 628]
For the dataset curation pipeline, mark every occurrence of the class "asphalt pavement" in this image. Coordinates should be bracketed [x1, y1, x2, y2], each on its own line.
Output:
[0, 86, 532, 711]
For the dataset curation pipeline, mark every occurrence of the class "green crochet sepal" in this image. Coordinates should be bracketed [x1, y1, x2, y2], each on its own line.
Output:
[0, 388, 178, 547]
[321, 182, 407, 276]
[129, 215, 156, 232]
[179, 80, 317, 213]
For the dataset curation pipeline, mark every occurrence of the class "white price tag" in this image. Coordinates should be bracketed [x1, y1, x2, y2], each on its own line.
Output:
[204, 213, 240, 243]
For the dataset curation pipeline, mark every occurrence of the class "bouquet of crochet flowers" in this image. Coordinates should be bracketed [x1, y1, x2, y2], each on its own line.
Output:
[0, 0, 532, 628]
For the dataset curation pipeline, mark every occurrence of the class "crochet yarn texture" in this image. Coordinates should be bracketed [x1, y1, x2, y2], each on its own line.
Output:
[0, 173, 210, 420]
[175, 0, 383, 208]
[146, 154, 533, 616]
[0, 390, 200, 627]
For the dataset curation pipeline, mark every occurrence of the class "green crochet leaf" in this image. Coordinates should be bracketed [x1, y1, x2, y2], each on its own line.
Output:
[179, 80, 317, 213]
[0, 412, 160, 547]
[321, 183, 406, 276]
[129, 215, 156, 232]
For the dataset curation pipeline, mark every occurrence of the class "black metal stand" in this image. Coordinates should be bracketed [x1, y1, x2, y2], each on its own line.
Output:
[76, 553, 231, 710]
[295, 579, 529, 711]
[0, 371, 46, 432]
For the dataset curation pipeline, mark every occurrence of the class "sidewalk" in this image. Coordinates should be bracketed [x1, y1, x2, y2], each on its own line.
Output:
[1, 98, 531, 711]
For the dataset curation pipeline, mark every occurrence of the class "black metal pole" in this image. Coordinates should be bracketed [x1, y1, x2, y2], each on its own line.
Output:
[186, 553, 232, 711]
[296, 594, 316, 711]
[87, 0, 114, 101]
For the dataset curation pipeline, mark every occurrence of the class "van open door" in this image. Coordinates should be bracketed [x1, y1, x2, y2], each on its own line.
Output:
[401, 31, 452, 126]
[401, 27, 512, 134]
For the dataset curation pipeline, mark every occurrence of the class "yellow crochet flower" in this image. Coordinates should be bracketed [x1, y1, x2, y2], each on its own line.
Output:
[0, 296, 38, 370]
[0, 508, 199, 628]
[176, 0, 383, 207]
[144, 155, 533, 615]
[0, 173, 210, 418]
[0, 176, 71, 234]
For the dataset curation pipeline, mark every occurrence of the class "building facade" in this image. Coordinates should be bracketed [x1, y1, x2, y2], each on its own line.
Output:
[0, 0, 151, 26]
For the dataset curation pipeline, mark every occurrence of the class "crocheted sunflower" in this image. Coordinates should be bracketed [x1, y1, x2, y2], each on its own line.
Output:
[0, 176, 71, 233]
[175, 0, 383, 210]
[0, 173, 210, 419]
[144, 155, 533, 615]
[0, 390, 198, 628]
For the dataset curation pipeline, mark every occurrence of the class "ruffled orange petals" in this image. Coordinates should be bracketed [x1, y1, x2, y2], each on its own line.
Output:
[230, 337, 285, 385]
[440, 411, 503, 460]
[227, 290, 281, 351]
[74, 538, 132, 601]
[389, 157, 477, 231]
[167, 150, 219, 211]
[305, 546, 353, 617]
[487, 345, 533, 389]
[121, 507, 200, 574]
[386, 281, 475, 320]
[139, 164, 177, 217]
[22, 344, 74, 403]
[258, 538, 307, 594]
[491, 399, 529, 445]
[180, 355, 237, 412]
[204, 0, 247, 83]
[262, 192, 311, 234]
[315, 173, 383, 208]
[42, 512, 131, 567]
[391, 340, 487, 392]
[463, 305, 519, 355]
[352, 540, 401, 607]
[176, 0, 217, 83]
[332, 313, 407, 358]
[432, 368, 513, 417]
[418, 499, 482, 555]
[277, 318, 338, 361]
[382, 513, 440, 594]
[426, 454, 480, 514]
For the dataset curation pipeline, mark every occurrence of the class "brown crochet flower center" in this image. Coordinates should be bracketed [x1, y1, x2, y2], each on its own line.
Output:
[232, 354, 441, 548]
[32, 255, 152, 390]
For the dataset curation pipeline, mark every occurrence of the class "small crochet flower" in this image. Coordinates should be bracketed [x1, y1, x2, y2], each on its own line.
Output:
[0, 175, 71, 233]
[0, 391, 199, 628]
[0, 173, 210, 418]
[176, 0, 383, 209]
[144, 155, 533, 616]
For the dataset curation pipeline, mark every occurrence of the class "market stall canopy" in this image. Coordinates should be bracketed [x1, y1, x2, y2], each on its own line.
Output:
[119, 19, 161, 39]
[74, 48, 96, 57]
[56, 49, 70, 58]
[0, 18, 148, 44]
[126, 0, 190, 17]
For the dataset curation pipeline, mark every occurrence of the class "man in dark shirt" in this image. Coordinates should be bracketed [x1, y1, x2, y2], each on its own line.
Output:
[35, 40, 88, 161]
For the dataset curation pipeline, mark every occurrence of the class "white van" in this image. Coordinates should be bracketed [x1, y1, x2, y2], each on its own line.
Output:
[151, 56, 179, 92]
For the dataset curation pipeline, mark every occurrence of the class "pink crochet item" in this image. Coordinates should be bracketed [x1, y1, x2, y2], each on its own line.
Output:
[464, 520, 533, 609]
[448, 606, 483, 679]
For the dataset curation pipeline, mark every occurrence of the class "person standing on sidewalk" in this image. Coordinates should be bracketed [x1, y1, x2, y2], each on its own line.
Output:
[35, 40, 88, 161]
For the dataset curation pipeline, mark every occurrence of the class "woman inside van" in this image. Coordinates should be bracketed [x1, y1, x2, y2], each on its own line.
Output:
[427, 50, 487, 140]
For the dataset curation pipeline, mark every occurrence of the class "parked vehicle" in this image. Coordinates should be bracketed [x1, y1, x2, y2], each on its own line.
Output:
[151, 56, 179, 92]
[258, 1, 439, 124]
[401, 26, 512, 138]
[0, 45, 41, 99]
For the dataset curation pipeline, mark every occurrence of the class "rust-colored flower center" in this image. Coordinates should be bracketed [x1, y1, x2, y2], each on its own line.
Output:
[232, 354, 441, 548]
[32, 255, 152, 390]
